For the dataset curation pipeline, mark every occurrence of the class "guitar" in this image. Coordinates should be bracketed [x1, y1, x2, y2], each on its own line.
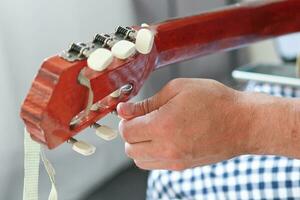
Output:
[20, 0, 300, 152]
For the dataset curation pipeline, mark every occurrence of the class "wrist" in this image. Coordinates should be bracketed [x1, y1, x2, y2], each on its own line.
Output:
[240, 91, 300, 158]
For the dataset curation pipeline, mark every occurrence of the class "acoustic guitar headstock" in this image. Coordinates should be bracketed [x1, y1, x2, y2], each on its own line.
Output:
[21, 24, 156, 153]
[21, 0, 300, 155]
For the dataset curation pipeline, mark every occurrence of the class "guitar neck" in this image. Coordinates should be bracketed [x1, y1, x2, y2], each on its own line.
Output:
[152, 0, 300, 69]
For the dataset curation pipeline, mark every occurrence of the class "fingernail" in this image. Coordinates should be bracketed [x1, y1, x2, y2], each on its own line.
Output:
[118, 102, 135, 117]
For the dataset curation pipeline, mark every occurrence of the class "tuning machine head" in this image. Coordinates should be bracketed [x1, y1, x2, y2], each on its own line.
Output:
[115, 26, 137, 41]
[87, 48, 114, 71]
[93, 33, 115, 48]
[111, 40, 136, 60]
[60, 43, 90, 62]
[68, 138, 96, 156]
[135, 28, 155, 54]
[91, 123, 118, 141]
[21, 23, 157, 149]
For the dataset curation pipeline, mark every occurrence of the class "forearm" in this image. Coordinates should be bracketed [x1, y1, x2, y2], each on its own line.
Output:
[241, 91, 300, 159]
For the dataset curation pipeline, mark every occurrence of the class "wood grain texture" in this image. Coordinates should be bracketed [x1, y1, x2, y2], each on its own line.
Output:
[21, 0, 300, 149]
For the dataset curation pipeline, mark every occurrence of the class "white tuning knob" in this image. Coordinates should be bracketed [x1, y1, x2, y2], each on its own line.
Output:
[135, 28, 154, 54]
[93, 123, 118, 141]
[111, 40, 136, 59]
[110, 89, 121, 98]
[68, 138, 96, 156]
[87, 48, 113, 71]
[141, 23, 149, 28]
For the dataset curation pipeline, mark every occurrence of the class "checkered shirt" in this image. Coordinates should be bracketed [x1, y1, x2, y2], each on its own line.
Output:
[146, 81, 300, 200]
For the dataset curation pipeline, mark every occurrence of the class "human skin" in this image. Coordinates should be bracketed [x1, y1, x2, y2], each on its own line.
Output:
[117, 78, 300, 170]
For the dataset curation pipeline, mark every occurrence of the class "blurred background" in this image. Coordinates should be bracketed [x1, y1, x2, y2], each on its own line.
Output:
[0, 0, 296, 199]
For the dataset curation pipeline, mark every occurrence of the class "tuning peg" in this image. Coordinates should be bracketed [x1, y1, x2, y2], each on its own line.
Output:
[111, 40, 136, 59]
[68, 137, 96, 156]
[135, 28, 154, 54]
[141, 23, 149, 28]
[110, 83, 134, 98]
[91, 123, 118, 141]
[87, 48, 113, 71]
[110, 89, 121, 98]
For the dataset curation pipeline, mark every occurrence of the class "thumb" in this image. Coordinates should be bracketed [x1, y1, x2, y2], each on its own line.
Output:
[117, 97, 160, 120]
[117, 83, 177, 120]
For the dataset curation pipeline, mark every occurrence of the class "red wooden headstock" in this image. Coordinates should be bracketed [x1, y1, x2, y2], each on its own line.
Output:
[21, 0, 300, 149]
[21, 26, 158, 149]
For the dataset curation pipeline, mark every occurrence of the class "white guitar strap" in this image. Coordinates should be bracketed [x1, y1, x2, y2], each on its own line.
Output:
[23, 128, 58, 200]
[40, 148, 58, 200]
[23, 128, 40, 200]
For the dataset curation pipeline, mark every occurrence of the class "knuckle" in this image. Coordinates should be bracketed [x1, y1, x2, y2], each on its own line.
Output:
[138, 98, 151, 114]
[207, 79, 223, 88]
[168, 78, 185, 87]
[166, 78, 191, 93]
[166, 78, 183, 91]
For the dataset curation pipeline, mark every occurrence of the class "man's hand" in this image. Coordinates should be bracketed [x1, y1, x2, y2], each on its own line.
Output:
[117, 78, 300, 170]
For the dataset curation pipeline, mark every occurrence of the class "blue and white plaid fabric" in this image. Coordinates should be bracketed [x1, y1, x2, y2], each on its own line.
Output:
[147, 81, 300, 200]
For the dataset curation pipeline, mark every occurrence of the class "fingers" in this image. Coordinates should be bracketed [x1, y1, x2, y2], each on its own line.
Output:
[133, 160, 188, 171]
[125, 142, 155, 161]
[125, 140, 195, 170]
[116, 102, 138, 120]
[119, 116, 154, 143]
[134, 160, 169, 170]
[125, 142, 188, 170]
[117, 98, 159, 120]
[117, 80, 179, 120]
